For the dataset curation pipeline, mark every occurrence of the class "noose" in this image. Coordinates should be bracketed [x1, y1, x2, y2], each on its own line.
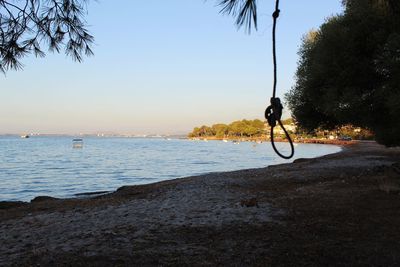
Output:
[265, 0, 295, 159]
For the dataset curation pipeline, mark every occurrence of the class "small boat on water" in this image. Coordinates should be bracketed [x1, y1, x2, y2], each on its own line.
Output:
[222, 139, 228, 143]
[72, 138, 83, 148]
[20, 134, 30, 138]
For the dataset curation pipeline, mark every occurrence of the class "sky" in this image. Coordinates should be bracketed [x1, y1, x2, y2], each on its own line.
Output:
[0, 1, 343, 135]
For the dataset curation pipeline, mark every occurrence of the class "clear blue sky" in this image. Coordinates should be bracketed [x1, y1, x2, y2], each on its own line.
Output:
[0, 0, 343, 135]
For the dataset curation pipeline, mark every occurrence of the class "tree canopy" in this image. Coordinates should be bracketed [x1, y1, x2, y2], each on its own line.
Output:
[286, 0, 400, 146]
[0, 0, 93, 73]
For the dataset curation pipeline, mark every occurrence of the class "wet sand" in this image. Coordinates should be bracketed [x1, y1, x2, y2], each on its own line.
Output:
[1, 141, 400, 266]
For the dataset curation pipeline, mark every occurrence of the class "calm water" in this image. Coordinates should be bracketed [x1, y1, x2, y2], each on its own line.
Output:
[0, 136, 341, 201]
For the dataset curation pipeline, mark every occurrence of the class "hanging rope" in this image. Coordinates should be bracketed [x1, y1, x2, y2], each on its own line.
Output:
[264, 0, 294, 159]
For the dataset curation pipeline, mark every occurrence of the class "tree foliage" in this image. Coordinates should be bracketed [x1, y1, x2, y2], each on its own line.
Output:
[217, 0, 258, 32]
[0, 0, 93, 73]
[188, 119, 266, 138]
[286, 0, 400, 146]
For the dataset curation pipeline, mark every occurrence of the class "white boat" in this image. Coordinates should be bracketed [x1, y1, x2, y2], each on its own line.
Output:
[72, 138, 83, 148]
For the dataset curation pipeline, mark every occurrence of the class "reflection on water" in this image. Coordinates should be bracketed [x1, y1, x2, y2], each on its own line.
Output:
[0, 137, 341, 201]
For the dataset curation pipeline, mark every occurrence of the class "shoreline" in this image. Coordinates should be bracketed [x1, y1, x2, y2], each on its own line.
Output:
[1, 141, 400, 266]
[0, 140, 345, 203]
[190, 136, 357, 146]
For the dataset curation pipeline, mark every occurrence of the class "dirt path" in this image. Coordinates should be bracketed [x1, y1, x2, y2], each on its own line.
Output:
[1, 141, 399, 266]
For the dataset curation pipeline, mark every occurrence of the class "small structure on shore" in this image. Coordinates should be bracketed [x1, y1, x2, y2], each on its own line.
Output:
[72, 138, 83, 148]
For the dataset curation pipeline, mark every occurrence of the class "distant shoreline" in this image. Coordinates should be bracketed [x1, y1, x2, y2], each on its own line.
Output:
[189, 136, 356, 146]
[0, 134, 188, 139]
[1, 134, 356, 146]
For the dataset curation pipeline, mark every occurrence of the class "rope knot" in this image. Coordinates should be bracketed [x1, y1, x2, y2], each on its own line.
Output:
[272, 9, 280, 19]
[265, 97, 283, 128]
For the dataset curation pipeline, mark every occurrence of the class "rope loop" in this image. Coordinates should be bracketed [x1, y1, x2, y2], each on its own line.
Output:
[267, 0, 295, 160]
[270, 122, 295, 160]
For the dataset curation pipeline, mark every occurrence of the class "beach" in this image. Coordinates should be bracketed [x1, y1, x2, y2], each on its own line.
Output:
[1, 141, 400, 266]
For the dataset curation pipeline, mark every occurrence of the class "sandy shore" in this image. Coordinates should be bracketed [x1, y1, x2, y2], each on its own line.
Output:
[1, 141, 400, 266]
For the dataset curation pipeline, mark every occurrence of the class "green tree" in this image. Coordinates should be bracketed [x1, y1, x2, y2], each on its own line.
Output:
[244, 125, 258, 136]
[188, 127, 201, 137]
[229, 120, 247, 137]
[199, 125, 213, 136]
[251, 119, 265, 129]
[286, 0, 400, 146]
[212, 123, 229, 138]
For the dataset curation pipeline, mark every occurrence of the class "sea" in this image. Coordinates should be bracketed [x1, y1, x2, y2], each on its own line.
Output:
[0, 136, 341, 202]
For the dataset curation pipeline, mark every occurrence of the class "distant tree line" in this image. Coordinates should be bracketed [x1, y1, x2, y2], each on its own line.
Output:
[189, 118, 374, 141]
[188, 119, 266, 138]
